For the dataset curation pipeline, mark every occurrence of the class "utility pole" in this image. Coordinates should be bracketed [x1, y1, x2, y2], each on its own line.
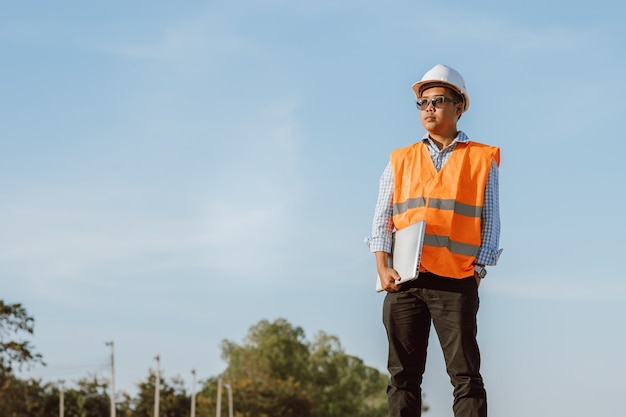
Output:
[154, 355, 160, 417]
[105, 341, 116, 417]
[224, 383, 234, 417]
[216, 377, 222, 417]
[190, 369, 197, 417]
[59, 380, 65, 417]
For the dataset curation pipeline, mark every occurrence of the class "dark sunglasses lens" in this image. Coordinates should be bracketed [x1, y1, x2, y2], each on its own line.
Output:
[417, 99, 431, 110]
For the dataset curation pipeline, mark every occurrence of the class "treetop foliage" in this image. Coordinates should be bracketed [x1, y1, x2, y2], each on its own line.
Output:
[207, 318, 389, 417]
[0, 300, 43, 374]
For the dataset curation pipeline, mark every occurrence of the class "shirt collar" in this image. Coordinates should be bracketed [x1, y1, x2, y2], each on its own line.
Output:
[422, 130, 469, 142]
[420, 130, 469, 144]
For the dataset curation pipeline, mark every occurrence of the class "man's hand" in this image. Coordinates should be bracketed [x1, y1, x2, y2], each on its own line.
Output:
[378, 266, 402, 292]
[375, 251, 402, 292]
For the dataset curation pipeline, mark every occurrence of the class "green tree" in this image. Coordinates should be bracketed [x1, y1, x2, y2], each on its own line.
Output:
[62, 385, 88, 417]
[74, 375, 111, 417]
[159, 376, 189, 417]
[308, 332, 388, 417]
[115, 391, 135, 417]
[0, 300, 44, 373]
[202, 318, 401, 417]
[218, 318, 313, 417]
[131, 369, 190, 417]
[0, 300, 50, 417]
[0, 375, 58, 417]
[194, 376, 218, 417]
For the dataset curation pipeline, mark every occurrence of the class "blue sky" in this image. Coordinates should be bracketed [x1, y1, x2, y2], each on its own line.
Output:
[2, 1, 625, 416]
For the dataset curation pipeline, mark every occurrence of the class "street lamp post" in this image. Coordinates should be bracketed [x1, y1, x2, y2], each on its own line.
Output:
[224, 383, 234, 417]
[105, 341, 116, 417]
[59, 380, 65, 417]
[154, 355, 160, 417]
[216, 377, 222, 417]
[190, 369, 197, 417]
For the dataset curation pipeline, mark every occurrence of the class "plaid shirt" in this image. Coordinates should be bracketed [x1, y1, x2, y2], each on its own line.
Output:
[366, 131, 503, 266]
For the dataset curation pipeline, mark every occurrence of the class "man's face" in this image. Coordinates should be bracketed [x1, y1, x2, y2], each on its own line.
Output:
[418, 86, 463, 135]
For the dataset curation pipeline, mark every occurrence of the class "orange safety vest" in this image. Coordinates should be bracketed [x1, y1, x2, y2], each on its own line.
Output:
[390, 141, 500, 278]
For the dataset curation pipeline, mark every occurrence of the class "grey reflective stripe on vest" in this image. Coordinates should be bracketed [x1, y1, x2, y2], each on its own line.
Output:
[423, 234, 480, 257]
[428, 198, 482, 218]
[393, 197, 481, 218]
[392, 197, 426, 216]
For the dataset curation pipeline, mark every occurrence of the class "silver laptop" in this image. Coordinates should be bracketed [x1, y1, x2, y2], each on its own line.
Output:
[376, 220, 426, 292]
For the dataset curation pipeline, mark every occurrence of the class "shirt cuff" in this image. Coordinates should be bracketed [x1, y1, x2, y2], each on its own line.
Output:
[475, 248, 503, 266]
[364, 236, 392, 253]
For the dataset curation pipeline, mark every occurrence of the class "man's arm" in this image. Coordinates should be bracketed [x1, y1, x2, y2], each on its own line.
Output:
[366, 163, 402, 292]
[366, 163, 394, 253]
[475, 160, 503, 267]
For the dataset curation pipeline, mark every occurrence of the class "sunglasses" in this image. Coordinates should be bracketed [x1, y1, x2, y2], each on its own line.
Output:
[415, 95, 459, 110]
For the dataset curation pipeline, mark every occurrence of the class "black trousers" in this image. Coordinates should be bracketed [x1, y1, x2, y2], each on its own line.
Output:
[382, 273, 487, 417]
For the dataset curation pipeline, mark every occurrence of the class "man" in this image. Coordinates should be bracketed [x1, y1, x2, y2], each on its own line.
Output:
[366, 64, 502, 417]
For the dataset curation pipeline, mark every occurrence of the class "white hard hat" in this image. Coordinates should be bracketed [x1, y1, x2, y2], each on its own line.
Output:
[412, 64, 470, 112]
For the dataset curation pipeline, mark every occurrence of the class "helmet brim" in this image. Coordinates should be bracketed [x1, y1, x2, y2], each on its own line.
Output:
[411, 80, 470, 112]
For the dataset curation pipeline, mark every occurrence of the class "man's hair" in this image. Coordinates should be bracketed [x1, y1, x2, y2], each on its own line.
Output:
[446, 88, 464, 107]
[445, 87, 464, 120]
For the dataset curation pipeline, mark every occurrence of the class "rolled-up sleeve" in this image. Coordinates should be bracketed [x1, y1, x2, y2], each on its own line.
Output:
[364, 163, 394, 253]
[475, 160, 503, 265]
